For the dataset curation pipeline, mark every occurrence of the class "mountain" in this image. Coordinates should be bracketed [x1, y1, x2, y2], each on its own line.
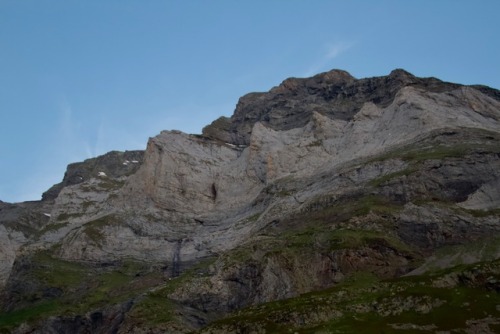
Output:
[1, 69, 499, 333]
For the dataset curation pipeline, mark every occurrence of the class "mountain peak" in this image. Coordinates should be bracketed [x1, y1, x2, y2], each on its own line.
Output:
[1, 68, 500, 333]
[388, 68, 415, 79]
[316, 68, 356, 83]
[202, 68, 462, 145]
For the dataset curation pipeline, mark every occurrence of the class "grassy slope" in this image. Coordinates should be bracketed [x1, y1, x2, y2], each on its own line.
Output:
[200, 260, 500, 333]
[0, 253, 164, 332]
[1, 130, 499, 332]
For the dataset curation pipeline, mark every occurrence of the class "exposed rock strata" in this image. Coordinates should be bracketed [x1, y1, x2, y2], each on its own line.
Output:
[1, 69, 499, 333]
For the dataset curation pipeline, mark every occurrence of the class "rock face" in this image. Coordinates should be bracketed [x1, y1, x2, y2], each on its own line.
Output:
[42, 150, 144, 200]
[1, 69, 499, 333]
[201, 69, 488, 145]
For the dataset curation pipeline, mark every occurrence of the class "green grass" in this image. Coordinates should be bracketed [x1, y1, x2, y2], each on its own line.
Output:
[0, 301, 61, 333]
[281, 227, 410, 253]
[306, 139, 323, 147]
[126, 257, 217, 328]
[56, 212, 84, 221]
[35, 222, 69, 238]
[82, 214, 120, 244]
[460, 207, 500, 218]
[373, 140, 500, 164]
[368, 167, 418, 187]
[221, 193, 413, 272]
[246, 212, 261, 222]
[303, 194, 403, 225]
[412, 236, 500, 274]
[127, 294, 176, 325]
[203, 271, 383, 333]
[79, 179, 125, 193]
[31, 251, 87, 288]
[154, 257, 217, 297]
[0, 252, 164, 332]
[202, 259, 500, 333]
[98, 179, 125, 190]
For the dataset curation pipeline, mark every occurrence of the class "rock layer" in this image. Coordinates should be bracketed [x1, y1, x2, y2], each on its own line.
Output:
[1, 69, 499, 333]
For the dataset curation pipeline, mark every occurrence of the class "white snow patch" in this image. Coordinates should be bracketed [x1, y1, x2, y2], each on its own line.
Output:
[98, 172, 107, 177]
[131, 160, 139, 163]
[43, 213, 51, 218]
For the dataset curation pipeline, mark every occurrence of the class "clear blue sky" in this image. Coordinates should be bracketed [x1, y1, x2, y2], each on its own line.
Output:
[1, 1, 499, 202]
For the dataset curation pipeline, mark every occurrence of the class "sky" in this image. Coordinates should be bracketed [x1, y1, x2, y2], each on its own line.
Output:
[1, 1, 499, 203]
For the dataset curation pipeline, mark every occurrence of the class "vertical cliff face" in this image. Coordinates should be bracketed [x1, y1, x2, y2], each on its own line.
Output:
[1, 69, 500, 333]
[124, 130, 261, 217]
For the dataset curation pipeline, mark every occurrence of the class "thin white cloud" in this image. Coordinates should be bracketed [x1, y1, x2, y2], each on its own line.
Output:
[95, 118, 106, 156]
[57, 97, 104, 160]
[7, 97, 231, 203]
[325, 41, 354, 60]
[304, 41, 355, 77]
[59, 97, 75, 140]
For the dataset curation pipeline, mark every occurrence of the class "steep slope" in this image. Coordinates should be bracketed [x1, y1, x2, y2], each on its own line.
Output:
[0, 69, 499, 333]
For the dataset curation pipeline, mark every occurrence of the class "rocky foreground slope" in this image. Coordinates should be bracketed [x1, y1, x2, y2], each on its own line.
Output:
[1, 69, 499, 333]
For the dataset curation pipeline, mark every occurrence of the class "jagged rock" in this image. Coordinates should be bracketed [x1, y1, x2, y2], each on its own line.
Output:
[1, 69, 500, 333]
[42, 150, 144, 201]
[201, 68, 471, 145]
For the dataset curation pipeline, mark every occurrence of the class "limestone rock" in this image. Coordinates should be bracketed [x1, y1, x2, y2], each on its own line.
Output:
[1, 69, 500, 333]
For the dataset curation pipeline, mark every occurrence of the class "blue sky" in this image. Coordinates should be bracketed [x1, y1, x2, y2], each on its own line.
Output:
[1, 1, 499, 202]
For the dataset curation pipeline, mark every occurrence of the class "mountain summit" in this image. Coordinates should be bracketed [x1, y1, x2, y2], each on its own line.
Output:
[1, 69, 500, 333]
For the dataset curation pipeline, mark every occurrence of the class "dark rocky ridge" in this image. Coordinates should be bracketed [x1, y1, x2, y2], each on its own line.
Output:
[202, 69, 465, 145]
[42, 150, 144, 200]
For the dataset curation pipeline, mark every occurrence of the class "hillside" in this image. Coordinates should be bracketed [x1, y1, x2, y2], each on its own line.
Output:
[1, 69, 499, 333]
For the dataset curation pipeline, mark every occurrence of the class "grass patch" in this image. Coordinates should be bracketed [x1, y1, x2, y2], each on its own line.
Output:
[56, 212, 85, 221]
[283, 228, 411, 254]
[303, 194, 403, 224]
[373, 140, 500, 164]
[0, 301, 60, 333]
[306, 139, 323, 147]
[31, 251, 87, 288]
[82, 214, 121, 245]
[0, 252, 164, 331]
[412, 236, 500, 274]
[460, 207, 500, 218]
[127, 257, 217, 328]
[127, 295, 176, 325]
[97, 179, 125, 190]
[79, 179, 125, 192]
[154, 257, 217, 296]
[203, 259, 500, 333]
[246, 212, 261, 222]
[368, 167, 417, 187]
[36, 222, 69, 238]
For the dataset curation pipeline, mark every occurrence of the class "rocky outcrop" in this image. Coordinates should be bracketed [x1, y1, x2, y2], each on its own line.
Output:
[12, 302, 133, 334]
[42, 150, 144, 201]
[1, 69, 499, 333]
[202, 69, 471, 145]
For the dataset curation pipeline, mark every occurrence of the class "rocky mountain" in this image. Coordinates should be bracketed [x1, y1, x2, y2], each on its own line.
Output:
[1, 69, 499, 333]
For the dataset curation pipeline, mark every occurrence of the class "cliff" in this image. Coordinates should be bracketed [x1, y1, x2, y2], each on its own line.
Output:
[1, 69, 499, 333]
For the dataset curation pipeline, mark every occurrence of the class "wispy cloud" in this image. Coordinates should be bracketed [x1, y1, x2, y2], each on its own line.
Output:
[8, 97, 232, 202]
[57, 98, 89, 160]
[304, 41, 356, 77]
[58, 97, 106, 160]
[59, 97, 75, 140]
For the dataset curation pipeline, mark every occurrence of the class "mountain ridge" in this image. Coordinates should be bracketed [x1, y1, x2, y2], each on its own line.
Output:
[1, 69, 499, 333]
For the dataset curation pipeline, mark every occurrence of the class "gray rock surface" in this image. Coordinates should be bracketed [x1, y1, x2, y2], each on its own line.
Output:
[1, 69, 499, 333]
